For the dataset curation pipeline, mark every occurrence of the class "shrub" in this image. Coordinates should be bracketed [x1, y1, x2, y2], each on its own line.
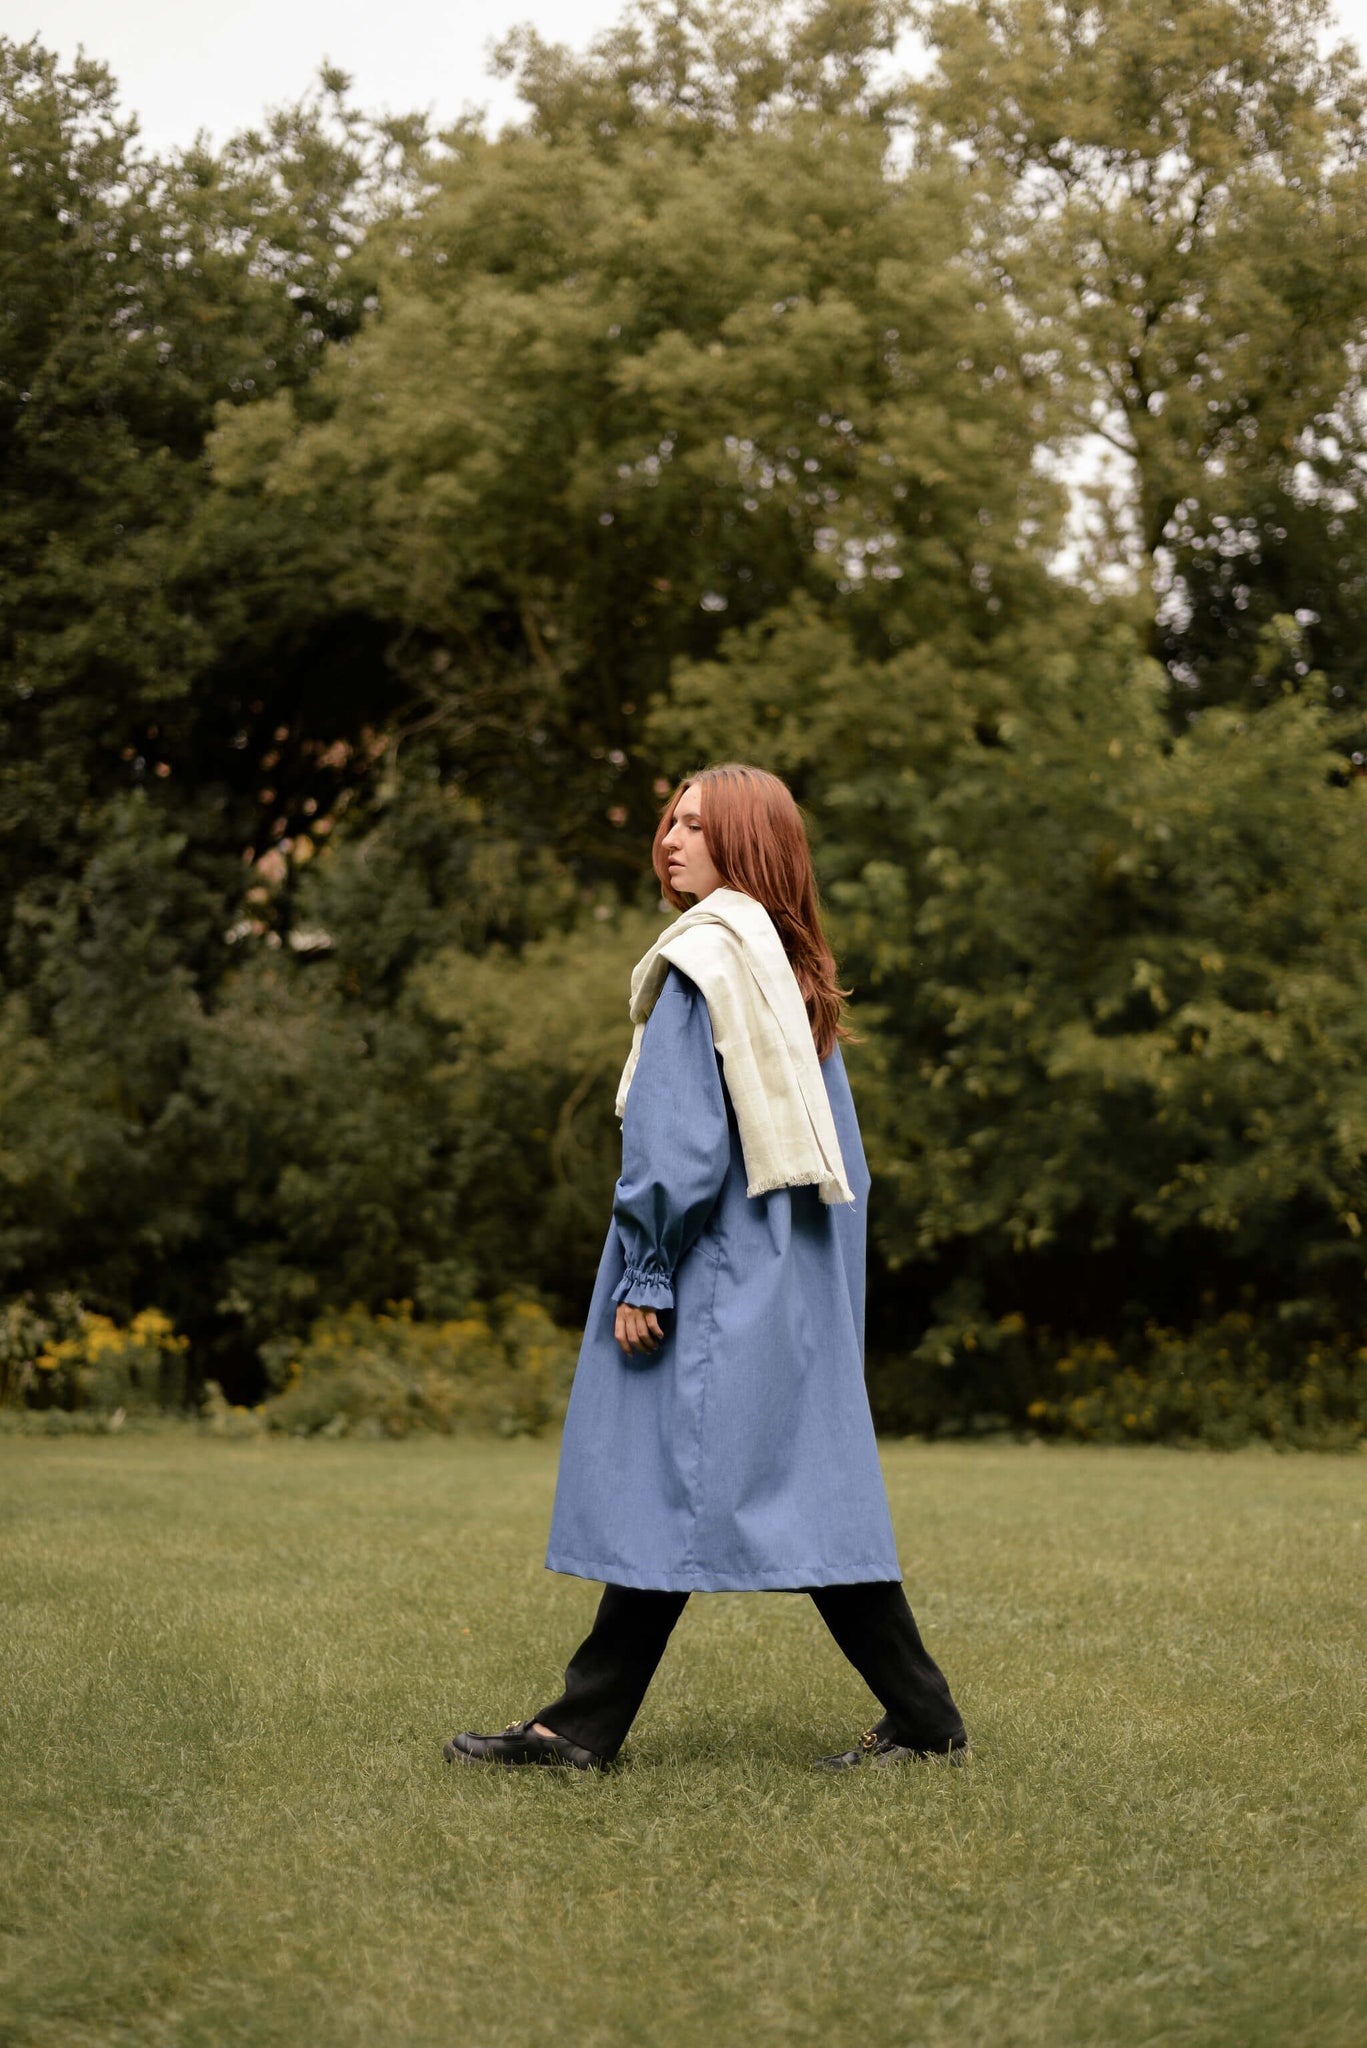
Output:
[258, 1295, 576, 1438]
[0, 1297, 69, 1408]
[1026, 1316, 1367, 1451]
[2, 1299, 190, 1415]
[868, 1296, 1367, 1448]
[199, 1381, 267, 1438]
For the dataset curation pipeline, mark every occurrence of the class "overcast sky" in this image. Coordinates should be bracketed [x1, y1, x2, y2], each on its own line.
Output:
[16, 0, 1367, 157]
[20, 0, 669, 152]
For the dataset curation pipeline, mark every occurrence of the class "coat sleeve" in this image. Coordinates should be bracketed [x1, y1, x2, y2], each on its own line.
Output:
[611, 965, 731, 1312]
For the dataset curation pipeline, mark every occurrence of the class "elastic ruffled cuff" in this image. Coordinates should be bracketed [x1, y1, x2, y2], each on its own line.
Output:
[611, 1266, 675, 1312]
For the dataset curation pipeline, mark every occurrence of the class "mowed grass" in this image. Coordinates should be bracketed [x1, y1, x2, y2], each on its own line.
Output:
[1, 1438, 1363, 2048]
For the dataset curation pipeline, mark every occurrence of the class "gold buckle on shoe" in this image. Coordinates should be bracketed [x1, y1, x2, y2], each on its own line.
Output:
[859, 1728, 879, 1753]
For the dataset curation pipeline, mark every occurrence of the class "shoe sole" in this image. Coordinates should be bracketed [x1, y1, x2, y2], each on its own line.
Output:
[871, 1745, 969, 1769]
[813, 1745, 970, 1771]
[442, 1737, 600, 1771]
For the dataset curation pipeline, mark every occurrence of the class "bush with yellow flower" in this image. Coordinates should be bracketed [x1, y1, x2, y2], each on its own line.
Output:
[4, 1299, 189, 1416]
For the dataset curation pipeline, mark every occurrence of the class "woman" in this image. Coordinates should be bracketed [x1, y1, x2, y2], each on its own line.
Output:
[445, 763, 967, 1772]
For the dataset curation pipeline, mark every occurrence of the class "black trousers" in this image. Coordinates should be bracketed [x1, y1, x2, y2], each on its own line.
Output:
[536, 1580, 966, 1761]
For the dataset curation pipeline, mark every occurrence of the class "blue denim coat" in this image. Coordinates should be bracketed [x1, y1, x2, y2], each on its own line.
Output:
[546, 965, 900, 1592]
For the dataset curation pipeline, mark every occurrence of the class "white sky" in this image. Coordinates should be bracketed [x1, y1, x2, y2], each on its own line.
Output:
[13, 0, 663, 152]
[15, 0, 1367, 158]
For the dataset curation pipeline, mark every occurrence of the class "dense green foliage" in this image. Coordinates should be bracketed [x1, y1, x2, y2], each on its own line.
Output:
[6, 2, 1367, 1431]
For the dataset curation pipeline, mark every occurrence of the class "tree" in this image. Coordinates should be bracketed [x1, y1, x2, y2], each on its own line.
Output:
[0, 42, 438, 1384]
[0, 39, 427, 962]
[208, 0, 1064, 888]
[911, 0, 1367, 708]
[650, 592, 1367, 1419]
[10, 3, 1367, 1430]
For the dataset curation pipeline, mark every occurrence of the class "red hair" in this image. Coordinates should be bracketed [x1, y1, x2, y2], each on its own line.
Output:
[651, 763, 858, 1060]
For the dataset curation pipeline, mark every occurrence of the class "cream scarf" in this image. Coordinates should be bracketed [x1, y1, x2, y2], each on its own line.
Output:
[614, 886, 854, 1205]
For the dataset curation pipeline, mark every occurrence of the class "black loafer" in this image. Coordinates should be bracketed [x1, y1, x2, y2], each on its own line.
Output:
[442, 1719, 605, 1771]
[814, 1728, 969, 1771]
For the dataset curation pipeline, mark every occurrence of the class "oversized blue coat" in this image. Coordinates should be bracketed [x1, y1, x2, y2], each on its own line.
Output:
[545, 964, 901, 1592]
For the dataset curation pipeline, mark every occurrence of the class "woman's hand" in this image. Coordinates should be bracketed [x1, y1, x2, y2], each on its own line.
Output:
[615, 1302, 665, 1355]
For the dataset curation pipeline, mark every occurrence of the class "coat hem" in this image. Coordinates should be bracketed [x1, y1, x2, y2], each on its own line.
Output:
[544, 1550, 903, 1592]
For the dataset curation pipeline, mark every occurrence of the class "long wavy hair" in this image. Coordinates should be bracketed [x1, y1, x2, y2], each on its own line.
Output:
[651, 763, 857, 1060]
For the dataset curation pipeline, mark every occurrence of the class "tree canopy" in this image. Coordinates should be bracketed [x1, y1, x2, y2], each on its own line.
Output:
[4, 2, 1367, 1437]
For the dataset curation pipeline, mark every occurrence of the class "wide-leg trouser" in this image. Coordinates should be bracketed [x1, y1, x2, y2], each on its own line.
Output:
[536, 1581, 967, 1762]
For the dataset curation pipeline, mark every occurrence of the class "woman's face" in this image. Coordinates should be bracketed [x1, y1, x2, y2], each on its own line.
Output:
[661, 782, 723, 901]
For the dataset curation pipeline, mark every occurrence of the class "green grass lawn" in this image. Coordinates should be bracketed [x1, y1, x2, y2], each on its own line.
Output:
[1, 1436, 1363, 2048]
